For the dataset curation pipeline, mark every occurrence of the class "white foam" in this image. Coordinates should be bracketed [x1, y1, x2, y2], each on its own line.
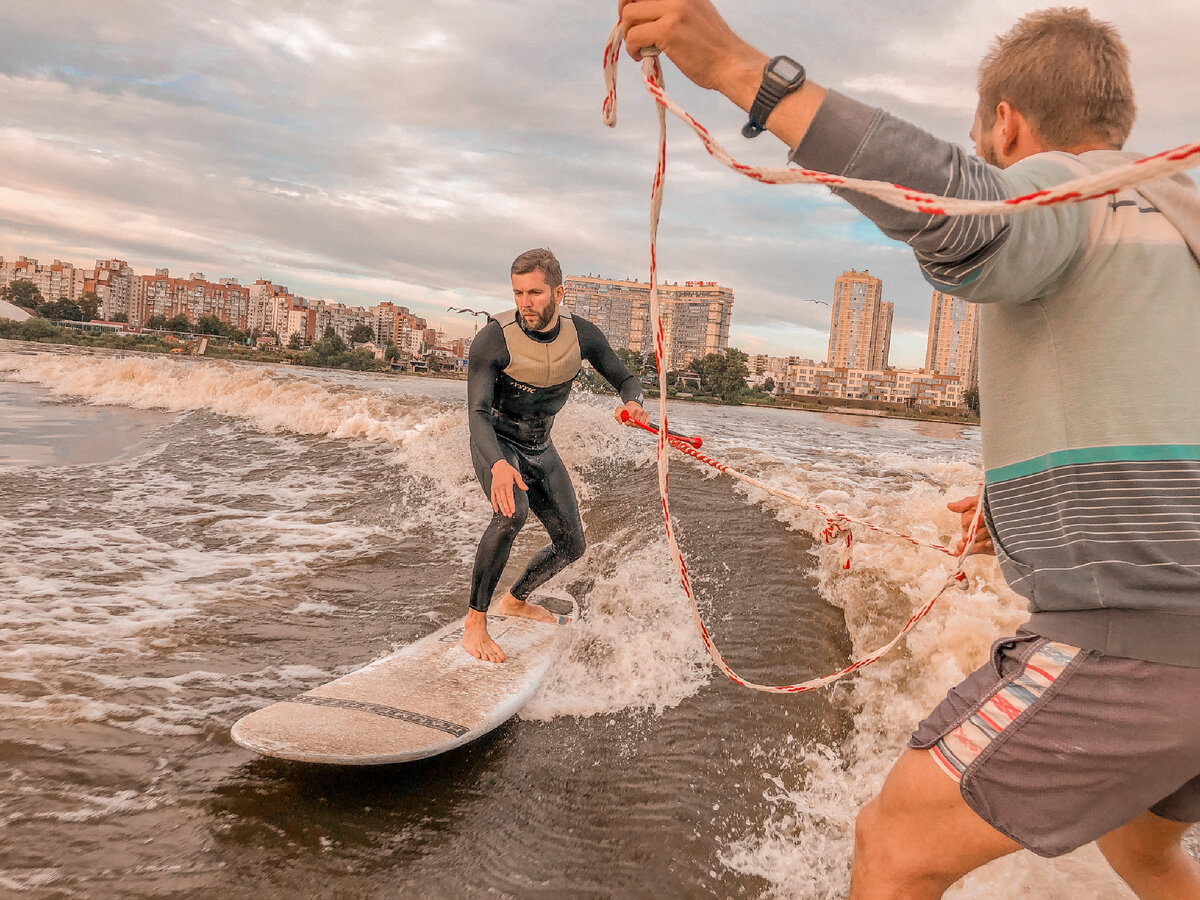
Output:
[523, 542, 712, 720]
[0, 351, 463, 448]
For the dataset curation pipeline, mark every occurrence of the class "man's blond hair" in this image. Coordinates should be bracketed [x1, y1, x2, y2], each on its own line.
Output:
[979, 7, 1135, 149]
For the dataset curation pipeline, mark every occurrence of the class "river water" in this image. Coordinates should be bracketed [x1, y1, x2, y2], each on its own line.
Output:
[0, 340, 1155, 898]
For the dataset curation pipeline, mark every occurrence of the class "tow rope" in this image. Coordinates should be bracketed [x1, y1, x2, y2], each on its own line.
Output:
[603, 23, 1200, 693]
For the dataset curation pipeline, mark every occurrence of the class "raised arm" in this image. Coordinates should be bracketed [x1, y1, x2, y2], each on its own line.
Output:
[617, 0, 1089, 298]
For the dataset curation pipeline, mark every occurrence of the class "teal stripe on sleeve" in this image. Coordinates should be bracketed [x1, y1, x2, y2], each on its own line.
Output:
[987, 444, 1200, 484]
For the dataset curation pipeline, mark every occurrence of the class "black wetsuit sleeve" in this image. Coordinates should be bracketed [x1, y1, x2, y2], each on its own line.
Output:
[575, 318, 644, 405]
[467, 321, 510, 469]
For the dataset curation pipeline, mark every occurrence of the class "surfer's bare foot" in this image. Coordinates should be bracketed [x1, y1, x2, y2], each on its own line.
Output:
[493, 592, 558, 624]
[462, 609, 506, 663]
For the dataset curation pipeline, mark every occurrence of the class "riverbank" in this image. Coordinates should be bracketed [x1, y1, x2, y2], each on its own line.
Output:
[0, 326, 467, 380]
[0, 330, 973, 425]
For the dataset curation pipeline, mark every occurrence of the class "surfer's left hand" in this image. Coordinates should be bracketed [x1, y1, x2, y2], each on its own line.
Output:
[616, 401, 650, 427]
[948, 495, 994, 556]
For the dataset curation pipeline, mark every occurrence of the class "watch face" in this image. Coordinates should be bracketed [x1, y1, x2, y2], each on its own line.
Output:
[771, 58, 804, 83]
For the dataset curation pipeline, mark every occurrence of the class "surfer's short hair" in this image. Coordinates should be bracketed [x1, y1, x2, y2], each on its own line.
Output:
[511, 248, 563, 290]
[978, 7, 1135, 149]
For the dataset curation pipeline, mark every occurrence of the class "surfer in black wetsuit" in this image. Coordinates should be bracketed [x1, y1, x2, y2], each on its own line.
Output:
[462, 248, 649, 662]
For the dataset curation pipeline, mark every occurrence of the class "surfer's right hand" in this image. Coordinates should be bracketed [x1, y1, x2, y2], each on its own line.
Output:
[491, 459, 528, 517]
[619, 0, 759, 92]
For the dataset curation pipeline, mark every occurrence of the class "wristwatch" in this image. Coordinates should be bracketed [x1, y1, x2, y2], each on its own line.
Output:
[742, 55, 806, 138]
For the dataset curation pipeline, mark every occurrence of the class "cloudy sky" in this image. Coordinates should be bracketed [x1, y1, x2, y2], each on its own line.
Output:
[2, 1, 1197, 365]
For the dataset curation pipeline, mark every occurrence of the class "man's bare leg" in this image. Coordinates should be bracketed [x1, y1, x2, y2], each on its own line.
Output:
[850, 748, 1022, 899]
[492, 591, 557, 623]
[461, 608, 506, 663]
[1097, 811, 1200, 899]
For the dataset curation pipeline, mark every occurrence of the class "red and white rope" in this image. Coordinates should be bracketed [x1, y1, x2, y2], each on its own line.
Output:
[623, 413, 960, 568]
[602, 24, 1200, 693]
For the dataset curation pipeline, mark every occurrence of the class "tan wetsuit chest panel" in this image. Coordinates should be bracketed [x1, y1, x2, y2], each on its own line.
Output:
[494, 308, 582, 388]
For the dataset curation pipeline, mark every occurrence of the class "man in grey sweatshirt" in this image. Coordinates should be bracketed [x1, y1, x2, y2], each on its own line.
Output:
[621, 2, 1200, 897]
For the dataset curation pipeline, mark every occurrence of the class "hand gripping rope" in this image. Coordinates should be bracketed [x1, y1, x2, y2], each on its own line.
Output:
[602, 23, 1200, 694]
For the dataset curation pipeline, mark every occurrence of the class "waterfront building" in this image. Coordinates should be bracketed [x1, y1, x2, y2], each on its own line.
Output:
[746, 354, 814, 389]
[827, 269, 893, 370]
[780, 362, 963, 408]
[315, 301, 374, 346]
[563, 275, 734, 371]
[248, 279, 300, 337]
[285, 302, 317, 345]
[0, 256, 89, 304]
[924, 290, 979, 394]
[139, 270, 250, 331]
[374, 302, 428, 357]
[88, 259, 141, 323]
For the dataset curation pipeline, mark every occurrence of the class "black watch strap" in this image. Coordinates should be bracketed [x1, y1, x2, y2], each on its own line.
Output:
[742, 55, 806, 138]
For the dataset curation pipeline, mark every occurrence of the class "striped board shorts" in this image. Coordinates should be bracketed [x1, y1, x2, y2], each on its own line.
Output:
[909, 631, 1200, 857]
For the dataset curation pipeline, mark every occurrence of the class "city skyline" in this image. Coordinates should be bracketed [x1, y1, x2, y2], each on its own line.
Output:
[1, 1, 1196, 367]
[2, 247, 978, 406]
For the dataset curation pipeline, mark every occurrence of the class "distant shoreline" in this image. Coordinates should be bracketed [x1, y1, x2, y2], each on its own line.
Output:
[0, 334, 976, 426]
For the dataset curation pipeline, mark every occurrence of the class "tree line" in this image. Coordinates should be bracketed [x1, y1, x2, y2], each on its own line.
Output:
[599, 346, 769, 405]
[1, 279, 101, 322]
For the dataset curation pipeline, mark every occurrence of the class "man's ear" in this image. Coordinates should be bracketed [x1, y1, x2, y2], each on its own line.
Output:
[994, 100, 1035, 161]
[554, 284, 565, 303]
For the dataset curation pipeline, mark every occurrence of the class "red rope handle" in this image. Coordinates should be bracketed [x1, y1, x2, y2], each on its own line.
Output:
[619, 409, 702, 448]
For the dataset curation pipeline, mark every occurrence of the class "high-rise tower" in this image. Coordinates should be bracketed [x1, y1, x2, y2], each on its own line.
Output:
[924, 289, 979, 389]
[828, 269, 892, 369]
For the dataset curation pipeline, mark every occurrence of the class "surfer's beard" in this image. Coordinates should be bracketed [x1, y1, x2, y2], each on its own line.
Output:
[521, 305, 556, 332]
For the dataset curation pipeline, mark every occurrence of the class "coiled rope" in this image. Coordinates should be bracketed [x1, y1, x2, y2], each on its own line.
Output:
[602, 23, 1200, 693]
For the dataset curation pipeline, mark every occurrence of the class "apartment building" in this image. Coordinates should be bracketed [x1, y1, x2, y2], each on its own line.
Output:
[374, 302, 429, 357]
[316, 301, 374, 346]
[139, 270, 250, 330]
[745, 354, 814, 388]
[563, 275, 734, 370]
[88, 259, 140, 323]
[924, 290, 979, 389]
[248, 279, 299, 337]
[0, 256, 88, 303]
[828, 269, 893, 370]
[780, 362, 963, 407]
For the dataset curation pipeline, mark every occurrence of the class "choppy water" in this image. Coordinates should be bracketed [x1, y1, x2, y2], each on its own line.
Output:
[0, 340, 1150, 897]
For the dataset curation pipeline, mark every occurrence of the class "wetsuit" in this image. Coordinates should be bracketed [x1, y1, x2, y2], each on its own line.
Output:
[467, 308, 643, 612]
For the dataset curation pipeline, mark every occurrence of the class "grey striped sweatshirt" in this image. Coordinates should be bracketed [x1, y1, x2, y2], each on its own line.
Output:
[792, 91, 1200, 666]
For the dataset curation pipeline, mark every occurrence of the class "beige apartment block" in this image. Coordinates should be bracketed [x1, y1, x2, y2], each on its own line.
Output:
[374, 301, 428, 356]
[924, 290, 979, 388]
[746, 354, 815, 389]
[781, 362, 964, 407]
[0, 256, 91, 305]
[563, 275, 734, 371]
[2, 256, 138, 321]
[87, 259, 140, 323]
[316, 301, 374, 346]
[828, 269, 893, 370]
[249, 279, 300, 337]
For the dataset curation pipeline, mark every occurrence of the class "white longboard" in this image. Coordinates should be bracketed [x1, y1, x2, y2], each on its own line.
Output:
[231, 595, 577, 765]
